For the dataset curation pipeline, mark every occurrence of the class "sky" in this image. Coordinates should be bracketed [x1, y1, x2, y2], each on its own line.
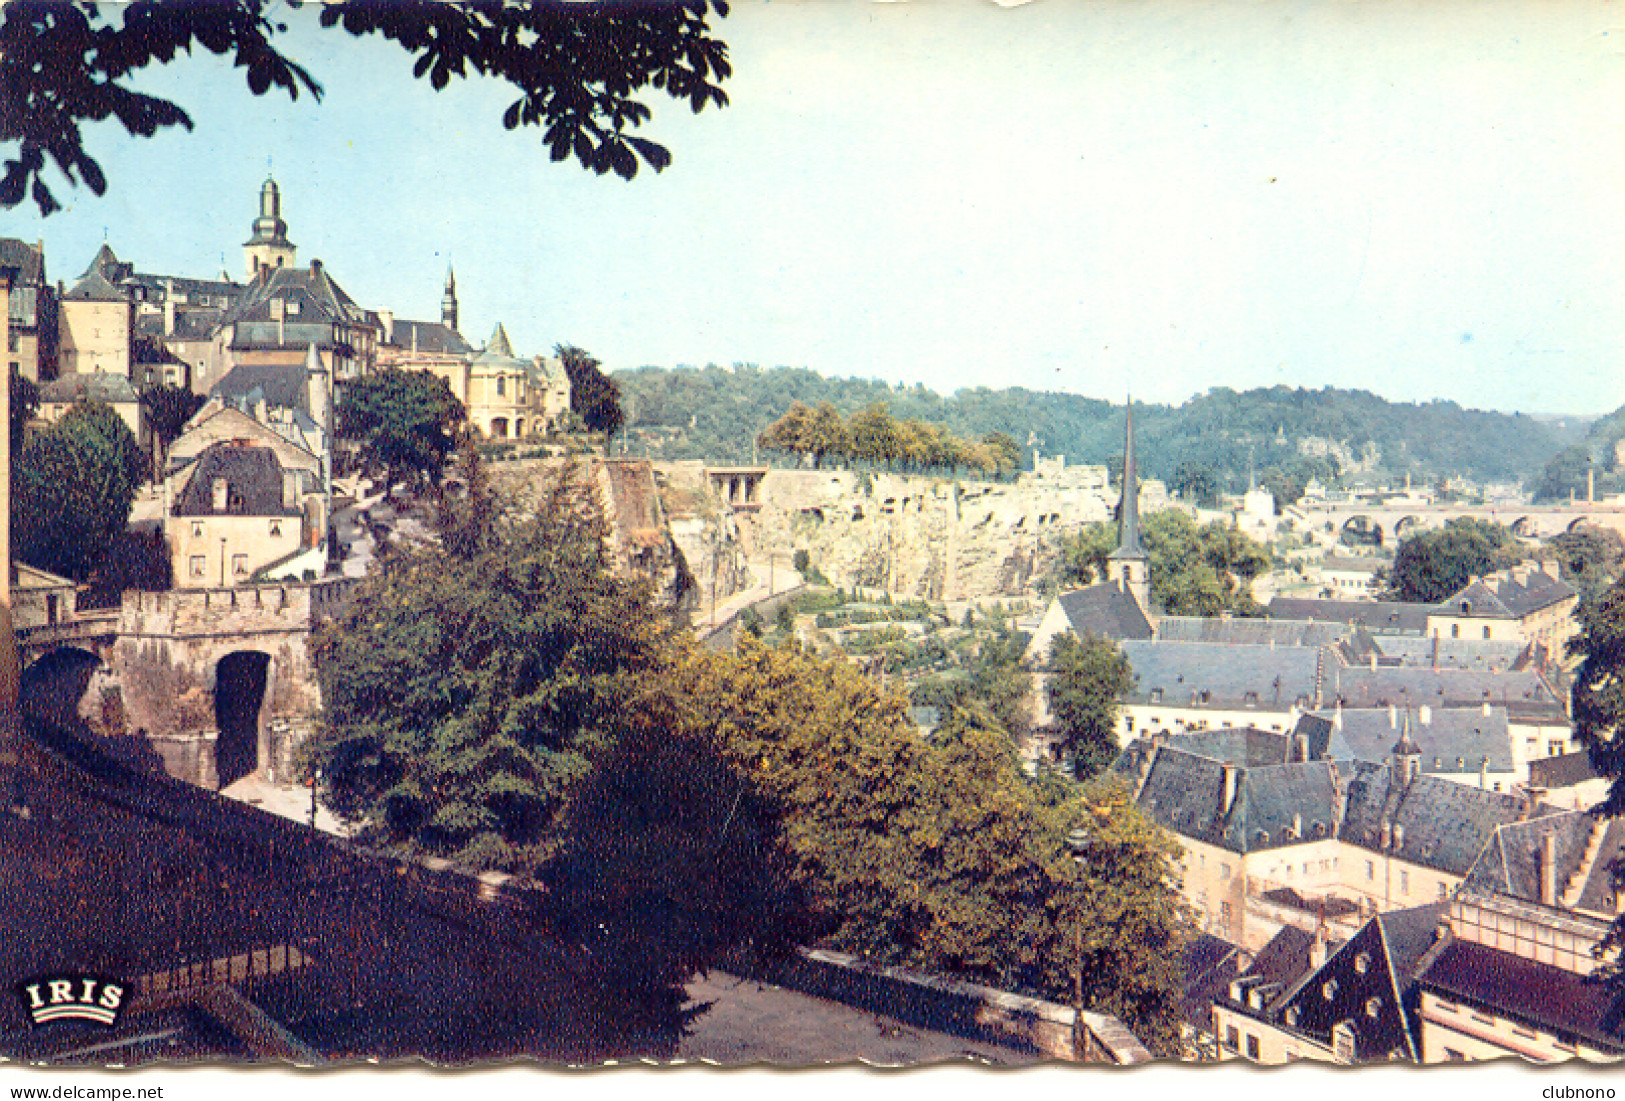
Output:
[7, 0, 1623, 415]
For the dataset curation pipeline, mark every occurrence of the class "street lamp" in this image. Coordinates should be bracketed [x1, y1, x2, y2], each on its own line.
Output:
[1066, 823, 1094, 1061]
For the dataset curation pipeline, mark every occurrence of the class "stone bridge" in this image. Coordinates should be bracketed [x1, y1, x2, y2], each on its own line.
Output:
[1289, 501, 1625, 546]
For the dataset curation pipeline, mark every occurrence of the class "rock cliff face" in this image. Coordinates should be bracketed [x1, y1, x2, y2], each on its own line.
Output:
[660, 463, 1174, 602]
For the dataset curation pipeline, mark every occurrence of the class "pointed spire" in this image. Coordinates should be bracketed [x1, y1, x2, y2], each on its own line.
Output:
[442, 265, 459, 332]
[1110, 395, 1146, 561]
[1392, 709, 1421, 758]
[487, 322, 513, 357]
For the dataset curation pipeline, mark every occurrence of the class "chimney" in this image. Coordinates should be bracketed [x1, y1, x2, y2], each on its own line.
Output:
[1291, 813, 1303, 839]
[1380, 822, 1392, 850]
[1482, 700, 1492, 717]
[1334, 700, 1343, 730]
[162, 279, 175, 336]
[1389, 705, 1397, 728]
[282, 470, 298, 509]
[1308, 926, 1327, 971]
[1370, 652, 1378, 671]
[1392, 823, 1405, 851]
[1419, 705, 1431, 726]
[1220, 764, 1241, 817]
[1540, 832, 1558, 907]
[212, 477, 228, 512]
[1294, 732, 1310, 763]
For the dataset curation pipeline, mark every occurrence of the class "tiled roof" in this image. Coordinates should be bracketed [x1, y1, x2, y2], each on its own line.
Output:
[1338, 763, 1540, 876]
[64, 268, 128, 302]
[1156, 726, 1296, 768]
[219, 262, 370, 337]
[1316, 708, 1516, 775]
[385, 319, 473, 356]
[1436, 568, 1577, 620]
[1325, 665, 1565, 721]
[39, 372, 139, 404]
[1135, 747, 1342, 854]
[174, 443, 299, 517]
[1057, 581, 1154, 642]
[0, 238, 45, 283]
[1182, 934, 1242, 1032]
[1155, 617, 1346, 647]
[1361, 635, 1529, 672]
[1268, 597, 1430, 634]
[1528, 751, 1603, 791]
[1120, 641, 1321, 710]
[1463, 813, 1625, 916]
[1417, 939, 1625, 1052]
[211, 361, 315, 415]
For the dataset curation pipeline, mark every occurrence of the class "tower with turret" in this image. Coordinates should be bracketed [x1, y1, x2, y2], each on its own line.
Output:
[244, 177, 297, 278]
[441, 267, 459, 333]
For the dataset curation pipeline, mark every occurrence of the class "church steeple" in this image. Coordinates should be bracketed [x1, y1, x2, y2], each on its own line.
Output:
[244, 176, 297, 278]
[1107, 396, 1150, 611]
[441, 266, 459, 332]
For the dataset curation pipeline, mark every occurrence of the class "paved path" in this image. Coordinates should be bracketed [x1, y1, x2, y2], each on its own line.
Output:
[694, 556, 806, 638]
[678, 971, 1032, 1067]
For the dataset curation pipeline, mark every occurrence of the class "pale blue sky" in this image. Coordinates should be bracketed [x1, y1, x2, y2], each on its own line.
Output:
[9, 0, 1622, 414]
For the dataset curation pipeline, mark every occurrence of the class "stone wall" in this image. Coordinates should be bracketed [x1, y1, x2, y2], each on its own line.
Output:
[725, 466, 1169, 602]
[112, 584, 321, 787]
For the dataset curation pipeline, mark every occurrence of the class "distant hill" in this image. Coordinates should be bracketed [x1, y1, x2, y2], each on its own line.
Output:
[613, 366, 1563, 491]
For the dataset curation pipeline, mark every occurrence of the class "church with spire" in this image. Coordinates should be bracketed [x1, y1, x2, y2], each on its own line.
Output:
[1024, 399, 1158, 667]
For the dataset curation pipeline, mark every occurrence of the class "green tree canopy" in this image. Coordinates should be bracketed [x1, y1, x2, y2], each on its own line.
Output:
[3, 1, 731, 215]
[337, 366, 465, 491]
[1533, 444, 1594, 503]
[1055, 510, 1271, 616]
[1046, 633, 1134, 780]
[665, 639, 1194, 1053]
[558, 344, 625, 441]
[10, 368, 37, 456]
[139, 381, 206, 471]
[1386, 517, 1523, 603]
[1546, 526, 1625, 607]
[305, 463, 666, 872]
[13, 401, 146, 581]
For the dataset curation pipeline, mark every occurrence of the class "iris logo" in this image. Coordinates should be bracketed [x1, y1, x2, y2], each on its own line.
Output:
[17, 976, 127, 1027]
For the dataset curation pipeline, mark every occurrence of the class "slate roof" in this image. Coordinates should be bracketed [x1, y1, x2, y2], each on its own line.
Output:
[1529, 751, 1604, 791]
[1436, 568, 1577, 620]
[1325, 665, 1565, 722]
[218, 262, 371, 348]
[1263, 903, 1446, 1063]
[1119, 641, 1321, 710]
[120, 271, 244, 305]
[1316, 708, 1516, 776]
[39, 372, 139, 404]
[1134, 747, 1342, 854]
[1338, 762, 1543, 876]
[1360, 635, 1529, 672]
[0, 238, 45, 283]
[1268, 597, 1430, 635]
[63, 268, 128, 302]
[173, 443, 299, 517]
[385, 318, 472, 356]
[1417, 939, 1625, 1053]
[1234, 924, 1319, 1009]
[1290, 713, 1338, 760]
[1158, 726, 1297, 768]
[472, 322, 529, 371]
[1463, 813, 1625, 917]
[210, 361, 315, 416]
[1056, 581, 1154, 642]
[1182, 934, 1243, 1033]
[1155, 616, 1346, 648]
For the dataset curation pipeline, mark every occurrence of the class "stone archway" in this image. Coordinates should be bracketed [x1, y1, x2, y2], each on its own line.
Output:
[1342, 515, 1384, 547]
[213, 650, 271, 788]
[1511, 516, 1539, 538]
[20, 646, 102, 729]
